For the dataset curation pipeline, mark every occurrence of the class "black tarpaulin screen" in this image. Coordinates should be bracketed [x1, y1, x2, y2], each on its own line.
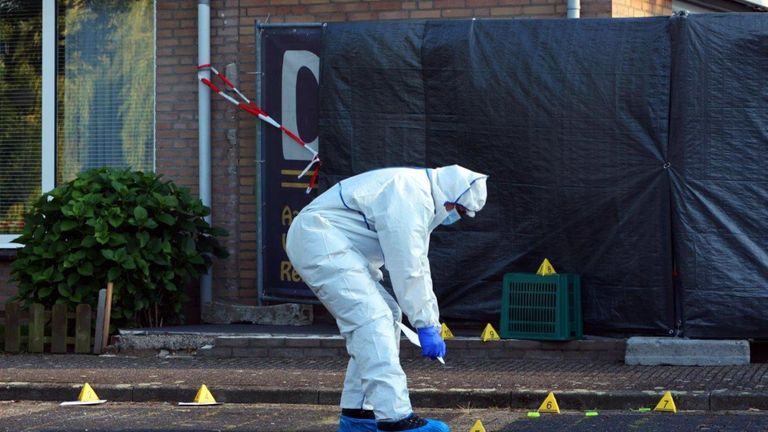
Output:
[316, 14, 767, 337]
[669, 15, 768, 338]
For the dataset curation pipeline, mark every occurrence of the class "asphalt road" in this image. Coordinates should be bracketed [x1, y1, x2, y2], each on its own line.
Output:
[2, 401, 768, 431]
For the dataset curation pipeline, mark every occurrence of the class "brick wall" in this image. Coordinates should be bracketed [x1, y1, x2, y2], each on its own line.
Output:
[612, 0, 671, 17]
[0, 0, 672, 313]
[237, 0, 617, 21]
[156, 1, 247, 316]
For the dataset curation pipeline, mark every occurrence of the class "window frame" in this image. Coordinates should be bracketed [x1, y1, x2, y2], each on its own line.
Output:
[0, 0, 55, 248]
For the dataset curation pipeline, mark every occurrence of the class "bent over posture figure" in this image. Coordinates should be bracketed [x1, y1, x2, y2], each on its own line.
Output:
[286, 165, 488, 432]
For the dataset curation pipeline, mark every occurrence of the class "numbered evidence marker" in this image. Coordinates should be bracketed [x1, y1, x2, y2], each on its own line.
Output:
[536, 258, 557, 276]
[653, 391, 677, 413]
[178, 384, 221, 406]
[481, 323, 500, 342]
[440, 322, 455, 340]
[469, 419, 486, 432]
[538, 392, 561, 414]
[60, 383, 107, 406]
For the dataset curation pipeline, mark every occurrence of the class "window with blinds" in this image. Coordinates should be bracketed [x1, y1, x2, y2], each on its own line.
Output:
[56, 0, 155, 184]
[0, 2, 43, 235]
[0, 0, 155, 240]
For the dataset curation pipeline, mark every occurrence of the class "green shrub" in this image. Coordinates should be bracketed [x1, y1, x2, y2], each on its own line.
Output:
[11, 168, 229, 327]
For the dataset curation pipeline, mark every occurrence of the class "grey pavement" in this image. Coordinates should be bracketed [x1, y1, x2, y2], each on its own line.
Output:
[1, 324, 767, 412]
[4, 402, 768, 432]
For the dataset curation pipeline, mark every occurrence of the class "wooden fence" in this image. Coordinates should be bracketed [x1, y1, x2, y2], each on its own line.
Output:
[1, 302, 92, 354]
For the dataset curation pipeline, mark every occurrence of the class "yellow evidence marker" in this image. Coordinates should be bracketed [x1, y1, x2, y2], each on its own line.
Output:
[653, 391, 677, 413]
[178, 384, 221, 406]
[469, 419, 486, 432]
[536, 258, 557, 276]
[60, 382, 107, 406]
[440, 323, 455, 340]
[480, 323, 500, 341]
[538, 392, 561, 414]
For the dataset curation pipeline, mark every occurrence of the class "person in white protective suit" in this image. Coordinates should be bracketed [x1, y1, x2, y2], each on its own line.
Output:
[286, 165, 488, 432]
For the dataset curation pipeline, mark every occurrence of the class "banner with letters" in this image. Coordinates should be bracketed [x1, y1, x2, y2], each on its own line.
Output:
[259, 24, 322, 301]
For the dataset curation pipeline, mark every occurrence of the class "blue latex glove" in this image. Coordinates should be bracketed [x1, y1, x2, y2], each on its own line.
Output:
[416, 326, 446, 359]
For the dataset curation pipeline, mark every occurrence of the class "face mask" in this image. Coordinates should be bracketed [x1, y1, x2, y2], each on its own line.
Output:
[441, 209, 461, 226]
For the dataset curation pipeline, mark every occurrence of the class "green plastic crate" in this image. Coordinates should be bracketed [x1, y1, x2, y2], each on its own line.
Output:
[499, 273, 582, 341]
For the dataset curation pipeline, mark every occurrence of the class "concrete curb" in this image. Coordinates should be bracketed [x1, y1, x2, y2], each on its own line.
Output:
[195, 336, 627, 362]
[710, 390, 768, 411]
[2, 382, 764, 411]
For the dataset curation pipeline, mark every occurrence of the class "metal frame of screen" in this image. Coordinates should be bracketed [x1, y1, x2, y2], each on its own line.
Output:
[255, 22, 324, 304]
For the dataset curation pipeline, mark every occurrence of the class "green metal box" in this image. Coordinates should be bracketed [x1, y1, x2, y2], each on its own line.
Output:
[499, 273, 582, 341]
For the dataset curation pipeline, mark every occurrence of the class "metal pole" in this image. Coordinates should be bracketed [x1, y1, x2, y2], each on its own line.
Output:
[198, 0, 213, 308]
[567, 0, 581, 18]
[255, 21, 264, 305]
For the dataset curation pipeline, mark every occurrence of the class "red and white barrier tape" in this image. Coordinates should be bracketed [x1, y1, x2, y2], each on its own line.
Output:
[198, 64, 319, 193]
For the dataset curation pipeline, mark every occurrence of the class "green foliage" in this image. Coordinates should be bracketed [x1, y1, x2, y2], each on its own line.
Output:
[11, 168, 229, 327]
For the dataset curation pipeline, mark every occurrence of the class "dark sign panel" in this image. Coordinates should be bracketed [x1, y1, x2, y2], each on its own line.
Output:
[259, 25, 322, 300]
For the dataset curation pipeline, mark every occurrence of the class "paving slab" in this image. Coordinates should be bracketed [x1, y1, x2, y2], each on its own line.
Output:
[625, 337, 750, 366]
[0, 353, 766, 411]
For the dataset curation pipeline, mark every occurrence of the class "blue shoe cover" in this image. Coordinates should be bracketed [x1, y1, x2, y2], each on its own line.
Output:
[339, 414, 377, 432]
[376, 415, 450, 432]
[408, 419, 449, 432]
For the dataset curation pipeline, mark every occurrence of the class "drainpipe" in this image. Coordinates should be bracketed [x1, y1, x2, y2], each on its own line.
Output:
[198, 0, 213, 310]
[568, 0, 580, 18]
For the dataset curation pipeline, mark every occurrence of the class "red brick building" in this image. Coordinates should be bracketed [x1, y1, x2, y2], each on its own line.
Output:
[1, 0, 763, 321]
[158, 0, 673, 312]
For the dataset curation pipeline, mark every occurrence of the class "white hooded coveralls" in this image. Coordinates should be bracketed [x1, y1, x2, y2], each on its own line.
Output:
[285, 165, 488, 421]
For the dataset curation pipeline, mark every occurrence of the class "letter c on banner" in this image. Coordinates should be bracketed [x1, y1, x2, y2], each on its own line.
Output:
[281, 50, 319, 161]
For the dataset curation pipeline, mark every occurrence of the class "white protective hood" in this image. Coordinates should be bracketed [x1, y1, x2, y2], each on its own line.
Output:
[426, 165, 488, 231]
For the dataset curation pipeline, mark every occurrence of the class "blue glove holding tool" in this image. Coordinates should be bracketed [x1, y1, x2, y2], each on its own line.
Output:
[417, 326, 446, 360]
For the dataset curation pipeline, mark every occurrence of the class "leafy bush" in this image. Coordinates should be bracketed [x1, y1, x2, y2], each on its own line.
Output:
[11, 168, 228, 327]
